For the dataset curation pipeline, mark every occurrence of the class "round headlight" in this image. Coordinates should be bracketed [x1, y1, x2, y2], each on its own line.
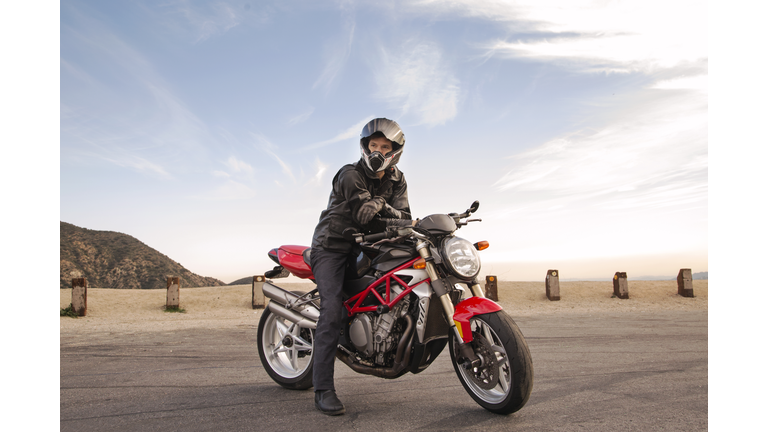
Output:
[442, 236, 481, 279]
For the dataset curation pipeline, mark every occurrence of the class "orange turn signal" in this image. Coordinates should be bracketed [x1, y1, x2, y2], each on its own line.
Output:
[474, 241, 489, 251]
[413, 258, 426, 269]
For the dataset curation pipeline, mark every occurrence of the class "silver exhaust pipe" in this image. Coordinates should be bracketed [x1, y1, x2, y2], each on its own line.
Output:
[262, 281, 320, 322]
[267, 302, 317, 329]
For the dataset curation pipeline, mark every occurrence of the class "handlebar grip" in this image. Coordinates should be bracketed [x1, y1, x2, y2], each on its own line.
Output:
[362, 231, 389, 243]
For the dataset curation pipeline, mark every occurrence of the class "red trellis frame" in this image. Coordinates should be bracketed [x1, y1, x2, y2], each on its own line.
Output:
[343, 256, 430, 316]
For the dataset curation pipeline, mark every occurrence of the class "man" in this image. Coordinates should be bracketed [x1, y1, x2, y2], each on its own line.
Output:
[310, 118, 413, 415]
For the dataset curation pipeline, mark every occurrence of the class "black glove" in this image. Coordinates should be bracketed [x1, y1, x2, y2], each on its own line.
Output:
[357, 197, 386, 224]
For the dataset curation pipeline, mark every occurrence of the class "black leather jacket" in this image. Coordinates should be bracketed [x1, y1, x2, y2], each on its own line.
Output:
[311, 160, 412, 253]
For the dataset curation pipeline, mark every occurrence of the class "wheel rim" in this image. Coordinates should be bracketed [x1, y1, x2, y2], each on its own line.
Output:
[455, 317, 512, 404]
[261, 311, 314, 378]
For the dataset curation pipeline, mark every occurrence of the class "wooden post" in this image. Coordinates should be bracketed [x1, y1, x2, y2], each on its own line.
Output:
[677, 268, 694, 297]
[252, 275, 266, 309]
[613, 272, 629, 299]
[166, 277, 180, 308]
[71, 278, 87, 316]
[546, 269, 560, 301]
[485, 275, 498, 301]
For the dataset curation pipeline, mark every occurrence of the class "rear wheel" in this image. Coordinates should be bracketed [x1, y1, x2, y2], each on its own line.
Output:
[449, 311, 533, 414]
[257, 306, 315, 390]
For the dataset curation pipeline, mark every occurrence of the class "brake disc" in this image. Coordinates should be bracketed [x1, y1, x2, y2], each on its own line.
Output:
[467, 331, 500, 390]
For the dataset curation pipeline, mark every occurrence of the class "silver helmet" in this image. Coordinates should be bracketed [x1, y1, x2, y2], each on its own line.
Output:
[360, 118, 405, 173]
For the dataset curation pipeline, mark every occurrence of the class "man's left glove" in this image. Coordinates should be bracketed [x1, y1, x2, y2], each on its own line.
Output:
[357, 197, 386, 224]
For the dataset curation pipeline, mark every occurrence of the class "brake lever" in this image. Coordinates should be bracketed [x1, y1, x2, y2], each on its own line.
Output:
[456, 218, 482, 227]
[372, 236, 402, 246]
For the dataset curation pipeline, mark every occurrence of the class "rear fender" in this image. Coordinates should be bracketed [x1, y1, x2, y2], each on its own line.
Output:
[453, 297, 502, 343]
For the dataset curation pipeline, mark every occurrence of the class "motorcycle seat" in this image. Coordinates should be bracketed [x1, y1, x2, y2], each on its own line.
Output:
[303, 248, 312, 268]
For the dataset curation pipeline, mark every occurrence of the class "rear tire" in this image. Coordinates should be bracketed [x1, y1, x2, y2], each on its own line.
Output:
[257, 306, 315, 390]
[449, 311, 533, 414]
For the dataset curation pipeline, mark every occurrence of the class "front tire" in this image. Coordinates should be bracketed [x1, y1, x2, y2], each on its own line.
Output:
[257, 305, 315, 390]
[449, 311, 533, 414]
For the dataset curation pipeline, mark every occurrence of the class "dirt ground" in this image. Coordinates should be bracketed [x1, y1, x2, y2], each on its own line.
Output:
[60, 280, 707, 335]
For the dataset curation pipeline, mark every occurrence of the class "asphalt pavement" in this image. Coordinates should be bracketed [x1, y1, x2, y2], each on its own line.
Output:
[60, 310, 707, 431]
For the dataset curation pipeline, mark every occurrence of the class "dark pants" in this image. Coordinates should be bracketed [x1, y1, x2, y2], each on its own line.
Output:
[310, 247, 349, 392]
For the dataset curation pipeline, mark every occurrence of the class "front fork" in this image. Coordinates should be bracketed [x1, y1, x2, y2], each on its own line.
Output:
[416, 241, 481, 368]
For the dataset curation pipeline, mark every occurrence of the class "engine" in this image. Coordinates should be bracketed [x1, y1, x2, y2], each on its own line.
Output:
[348, 288, 411, 366]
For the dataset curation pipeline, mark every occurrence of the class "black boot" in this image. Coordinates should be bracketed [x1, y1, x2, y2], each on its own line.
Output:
[314, 390, 345, 416]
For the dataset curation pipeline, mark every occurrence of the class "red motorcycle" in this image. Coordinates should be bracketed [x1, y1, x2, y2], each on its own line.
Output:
[256, 201, 533, 414]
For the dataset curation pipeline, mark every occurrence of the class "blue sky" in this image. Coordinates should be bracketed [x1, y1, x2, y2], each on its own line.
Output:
[9, 3, 768, 424]
[58, 0, 709, 282]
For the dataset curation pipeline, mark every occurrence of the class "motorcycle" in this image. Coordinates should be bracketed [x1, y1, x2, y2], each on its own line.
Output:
[256, 201, 533, 414]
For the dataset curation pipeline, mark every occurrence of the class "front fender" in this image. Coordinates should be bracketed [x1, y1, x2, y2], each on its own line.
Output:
[453, 297, 502, 343]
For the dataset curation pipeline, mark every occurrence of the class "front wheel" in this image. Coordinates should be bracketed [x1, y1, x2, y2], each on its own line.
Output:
[449, 311, 533, 414]
[257, 306, 315, 390]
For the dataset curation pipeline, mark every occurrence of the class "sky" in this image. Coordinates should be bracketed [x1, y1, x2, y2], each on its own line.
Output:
[58, 0, 709, 282]
[6, 3, 768, 426]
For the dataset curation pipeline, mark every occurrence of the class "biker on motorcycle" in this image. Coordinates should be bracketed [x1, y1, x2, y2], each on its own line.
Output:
[310, 118, 414, 415]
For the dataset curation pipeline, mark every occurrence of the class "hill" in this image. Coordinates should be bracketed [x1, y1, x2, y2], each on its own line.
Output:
[228, 276, 255, 286]
[693, 272, 708, 280]
[60, 222, 225, 289]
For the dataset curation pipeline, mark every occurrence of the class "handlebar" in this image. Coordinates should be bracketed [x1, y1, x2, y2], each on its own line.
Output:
[360, 230, 389, 243]
[342, 200, 481, 244]
[342, 227, 393, 244]
[343, 226, 418, 244]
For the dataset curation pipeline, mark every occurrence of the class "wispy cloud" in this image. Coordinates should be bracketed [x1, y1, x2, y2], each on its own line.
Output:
[143, 84, 211, 154]
[481, 85, 707, 262]
[418, 0, 706, 75]
[267, 151, 296, 184]
[287, 107, 315, 126]
[156, 0, 247, 44]
[494, 88, 708, 212]
[304, 157, 329, 187]
[101, 154, 173, 179]
[222, 155, 254, 174]
[371, 40, 460, 126]
[60, 59, 100, 88]
[62, 79, 211, 178]
[192, 155, 259, 200]
[406, 0, 708, 221]
[313, 17, 355, 94]
[484, 34, 704, 75]
[61, 5, 215, 178]
[652, 75, 708, 92]
[251, 132, 296, 183]
[302, 116, 373, 150]
[61, 107, 175, 180]
[196, 179, 258, 201]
